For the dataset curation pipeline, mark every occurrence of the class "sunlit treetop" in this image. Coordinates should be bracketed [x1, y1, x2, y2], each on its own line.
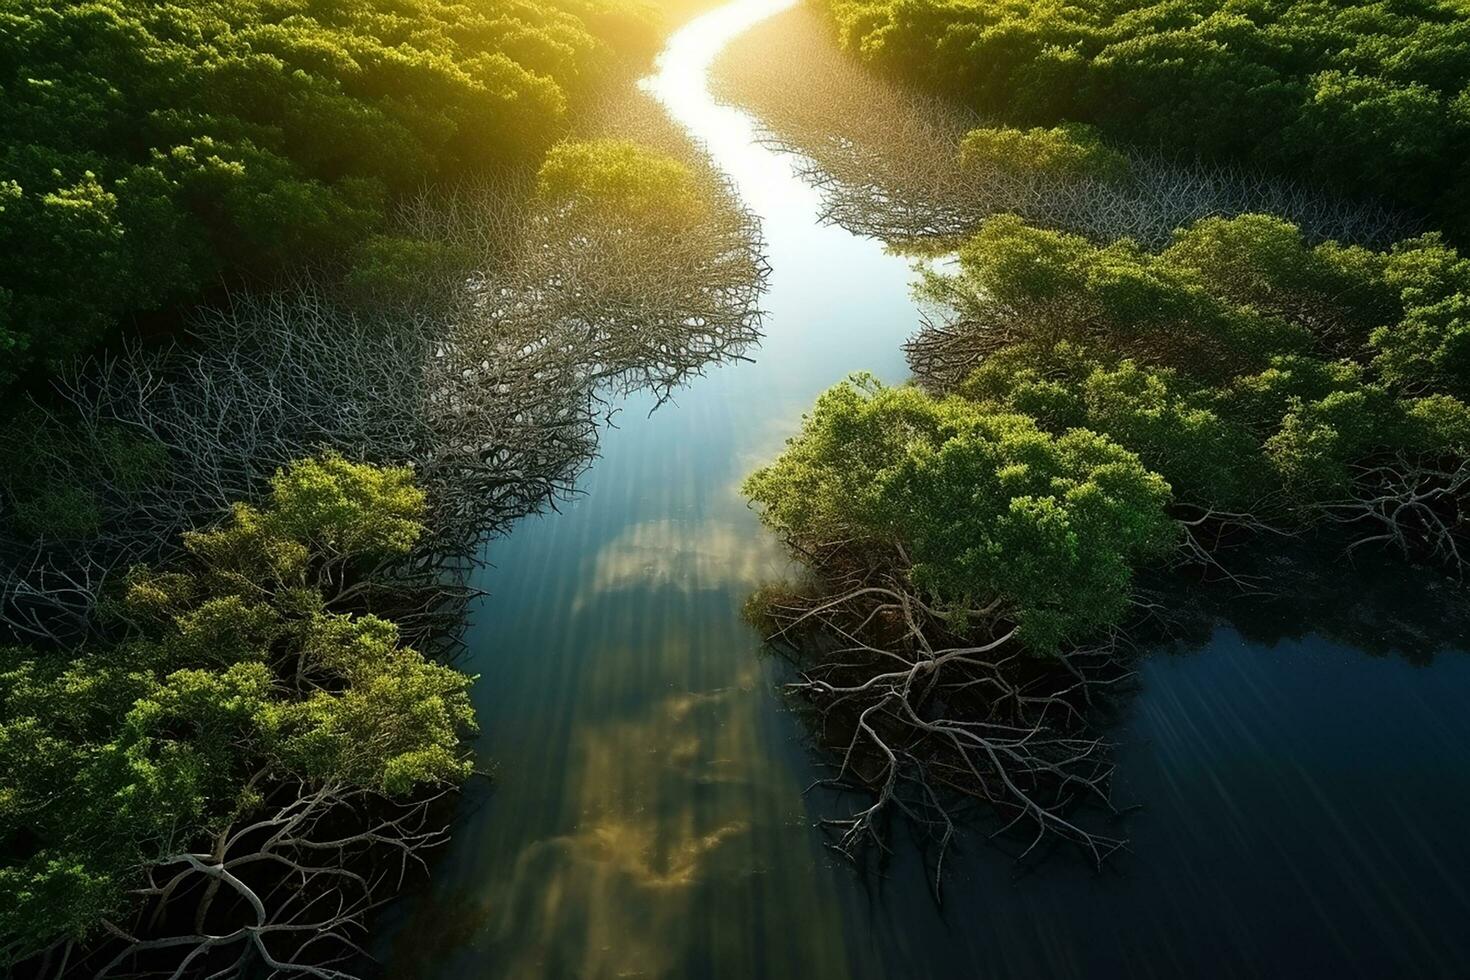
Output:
[958, 123, 1129, 183]
[536, 136, 709, 230]
[745, 374, 1178, 654]
[0, 0, 664, 391]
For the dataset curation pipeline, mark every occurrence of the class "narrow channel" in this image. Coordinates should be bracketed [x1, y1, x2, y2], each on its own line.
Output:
[382, 2, 1470, 976]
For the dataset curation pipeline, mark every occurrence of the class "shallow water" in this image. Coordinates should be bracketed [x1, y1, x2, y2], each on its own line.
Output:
[379, 2, 1470, 976]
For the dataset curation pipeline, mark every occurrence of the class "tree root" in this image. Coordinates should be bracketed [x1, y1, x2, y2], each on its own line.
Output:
[758, 550, 1130, 888]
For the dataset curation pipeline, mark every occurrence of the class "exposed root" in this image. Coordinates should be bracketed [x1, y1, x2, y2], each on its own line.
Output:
[1322, 455, 1470, 576]
[760, 547, 1130, 885]
[23, 782, 459, 980]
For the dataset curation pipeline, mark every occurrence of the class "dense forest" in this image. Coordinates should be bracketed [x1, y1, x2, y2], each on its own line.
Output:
[820, 0, 1470, 238]
[0, 0, 661, 392]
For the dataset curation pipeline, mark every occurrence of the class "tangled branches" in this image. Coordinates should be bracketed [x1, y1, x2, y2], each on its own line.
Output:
[28, 782, 453, 980]
[759, 546, 1130, 881]
[1, 103, 767, 648]
[711, 5, 1416, 248]
[902, 312, 1012, 394]
[1324, 455, 1470, 573]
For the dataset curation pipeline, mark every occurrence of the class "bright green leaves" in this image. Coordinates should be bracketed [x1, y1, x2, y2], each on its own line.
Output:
[115, 661, 274, 825]
[1159, 214, 1395, 336]
[537, 137, 709, 231]
[1364, 234, 1470, 395]
[162, 596, 281, 667]
[272, 613, 475, 794]
[1371, 294, 1470, 399]
[959, 342, 1272, 512]
[179, 454, 425, 591]
[958, 123, 1129, 182]
[745, 377, 1176, 654]
[0, 652, 272, 954]
[937, 210, 1470, 389]
[0, 455, 474, 962]
[259, 452, 425, 558]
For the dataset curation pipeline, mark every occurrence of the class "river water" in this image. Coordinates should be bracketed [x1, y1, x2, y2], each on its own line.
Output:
[380, 2, 1470, 976]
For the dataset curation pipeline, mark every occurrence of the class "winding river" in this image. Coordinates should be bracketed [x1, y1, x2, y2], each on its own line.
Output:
[380, 2, 1470, 976]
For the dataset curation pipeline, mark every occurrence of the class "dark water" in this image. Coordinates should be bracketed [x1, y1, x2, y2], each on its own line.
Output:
[379, 2, 1470, 975]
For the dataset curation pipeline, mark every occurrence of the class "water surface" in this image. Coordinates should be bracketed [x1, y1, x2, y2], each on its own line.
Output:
[382, 3, 1470, 976]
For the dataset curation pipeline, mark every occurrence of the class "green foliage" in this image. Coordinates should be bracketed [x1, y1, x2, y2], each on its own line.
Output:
[1369, 269, 1470, 399]
[0, 454, 472, 963]
[0, 0, 661, 393]
[926, 213, 1470, 508]
[956, 341, 1272, 511]
[744, 375, 1177, 654]
[246, 450, 425, 557]
[927, 213, 1470, 394]
[536, 137, 708, 230]
[822, 0, 1470, 234]
[958, 123, 1129, 182]
[920, 214, 1320, 380]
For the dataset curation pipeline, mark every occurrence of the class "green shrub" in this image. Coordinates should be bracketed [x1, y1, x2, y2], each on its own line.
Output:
[744, 375, 1177, 654]
[958, 123, 1129, 182]
[0, 454, 473, 963]
[536, 137, 709, 230]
